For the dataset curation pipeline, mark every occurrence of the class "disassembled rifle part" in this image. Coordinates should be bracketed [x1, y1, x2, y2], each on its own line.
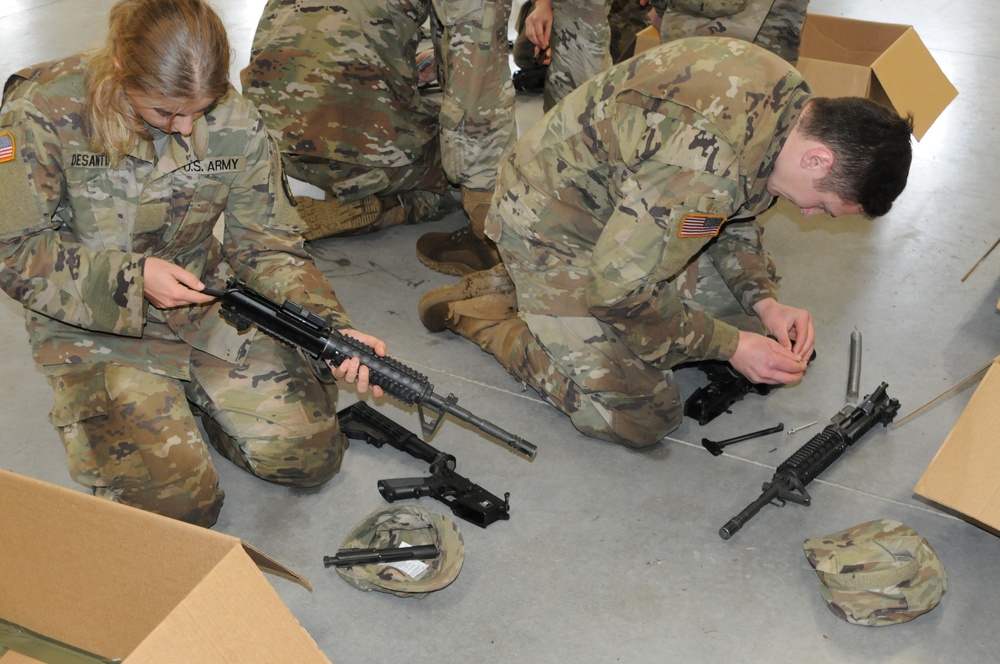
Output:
[846, 328, 862, 402]
[719, 383, 900, 540]
[701, 423, 784, 457]
[338, 401, 511, 528]
[786, 421, 818, 435]
[324, 545, 440, 568]
[685, 351, 817, 426]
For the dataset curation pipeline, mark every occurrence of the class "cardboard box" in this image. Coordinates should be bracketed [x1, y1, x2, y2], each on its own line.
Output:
[797, 14, 957, 140]
[634, 25, 660, 56]
[0, 469, 331, 663]
[914, 358, 1000, 535]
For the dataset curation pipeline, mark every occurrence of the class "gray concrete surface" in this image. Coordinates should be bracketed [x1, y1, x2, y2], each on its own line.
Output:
[1, 0, 997, 661]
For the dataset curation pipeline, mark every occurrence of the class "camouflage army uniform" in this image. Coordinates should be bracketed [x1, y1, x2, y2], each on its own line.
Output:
[0, 55, 353, 527]
[241, 0, 516, 222]
[650, 0, 809, 63]
[542, 0, 614, 111]
[483, 37, 812, 446]
[513, 0, 649, 70]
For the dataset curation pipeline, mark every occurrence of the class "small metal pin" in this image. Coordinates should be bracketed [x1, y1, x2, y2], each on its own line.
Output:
[786, 421, 818, 435]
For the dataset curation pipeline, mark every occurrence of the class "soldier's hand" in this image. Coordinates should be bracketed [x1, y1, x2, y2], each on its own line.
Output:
[142, 256, 216, 308]
[730, 331, 808, 385]
[524, 0, 553, 52]
[330, 330, 387, 398]
[753, 297, 815, 363]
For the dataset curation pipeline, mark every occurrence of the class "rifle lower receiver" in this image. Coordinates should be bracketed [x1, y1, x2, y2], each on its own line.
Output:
[338, 401, 512, 528]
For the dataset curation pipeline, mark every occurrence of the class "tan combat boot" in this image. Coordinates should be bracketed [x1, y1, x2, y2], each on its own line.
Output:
[415, 187, 502, 276]
[418, 263, 516, 332]
[295, 194, 395, 241]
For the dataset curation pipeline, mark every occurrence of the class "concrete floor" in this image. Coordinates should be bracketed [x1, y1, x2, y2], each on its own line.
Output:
[2, 0, 999, 662]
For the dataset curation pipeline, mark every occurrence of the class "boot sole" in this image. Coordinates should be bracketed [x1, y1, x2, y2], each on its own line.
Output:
[417, 268, 515, 332]
[415, 229, 501, 276]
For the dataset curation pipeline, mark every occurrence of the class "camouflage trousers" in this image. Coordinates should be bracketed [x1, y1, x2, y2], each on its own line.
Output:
[426, 0, 517, 190]
[493, 251, 761, 448]
[284, 142, 450, 204]
[286, 147, 458, 231]
[656, 0, 808, 64]
[544, 0, 613, 111]
[44, 334, 344, 527]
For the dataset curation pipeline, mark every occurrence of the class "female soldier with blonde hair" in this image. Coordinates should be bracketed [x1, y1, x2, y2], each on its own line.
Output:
[0, 0, 385, 527]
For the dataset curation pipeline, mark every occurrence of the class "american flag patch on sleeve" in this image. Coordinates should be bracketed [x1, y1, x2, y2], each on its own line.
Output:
[0, 132, 14, 163]
[678, 212, 726, 238]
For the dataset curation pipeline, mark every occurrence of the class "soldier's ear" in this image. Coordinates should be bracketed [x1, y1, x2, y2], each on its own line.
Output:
[800, 146, 834, 175]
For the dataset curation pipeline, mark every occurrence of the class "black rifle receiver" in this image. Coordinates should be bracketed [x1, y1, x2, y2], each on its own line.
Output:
[719, 382, 900, 540]
[685, 350, 817, 426]
[338, 401, 511, 528]
[207, 280, 536, 459]
[685, 361, 774, 425]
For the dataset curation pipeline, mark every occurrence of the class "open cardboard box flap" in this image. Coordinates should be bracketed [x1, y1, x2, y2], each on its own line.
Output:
[914, 357, 1000, 535]
[0, 468, 330, 663]
[797, 14, 957, 140]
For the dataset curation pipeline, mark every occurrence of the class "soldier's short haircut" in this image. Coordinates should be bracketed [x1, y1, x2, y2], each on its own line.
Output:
[83, 0, 232, 163]
[799, 97, 914, 219]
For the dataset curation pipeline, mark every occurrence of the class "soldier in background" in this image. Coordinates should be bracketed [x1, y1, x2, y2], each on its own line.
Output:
[517, 0, 614, 111]
[417, 38, 913, 448]
[646, 0, 810, 63]
[512, 0, 651, 74]
[242, 0, 515, 279]
[0, 0, 385, 527]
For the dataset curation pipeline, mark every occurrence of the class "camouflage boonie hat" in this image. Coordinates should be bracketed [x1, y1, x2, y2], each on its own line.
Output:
[336, 504, 465, 598]
[803, 519, 947, 626]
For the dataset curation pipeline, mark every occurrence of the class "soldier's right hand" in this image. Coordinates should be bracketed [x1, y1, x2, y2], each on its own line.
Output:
[729, 331, 808, 385]
[524, 0, 554, 55]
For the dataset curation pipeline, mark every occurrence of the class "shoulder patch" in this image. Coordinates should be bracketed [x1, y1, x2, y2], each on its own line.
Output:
[678, 213, 726, 238]
[0, 131, 15, 163]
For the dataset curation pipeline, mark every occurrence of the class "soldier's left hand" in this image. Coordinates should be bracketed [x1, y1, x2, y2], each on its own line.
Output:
[330, 330, 387, 398]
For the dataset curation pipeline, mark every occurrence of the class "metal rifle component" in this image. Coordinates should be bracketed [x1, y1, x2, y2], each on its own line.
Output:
[323, 544, 440, 568]
[893, 361, 991, 428]
[786, 420, 818, 435]
[685, 350, 817, 426]
[701, 423, 784, 457]
[960, 233, 1000, 282]
[206, 280, 536, 459]
[684, 362, 774, 425]
[337, 401, 512, 528]
[847, 329, 862, 402]
[719, 383, 900, 540]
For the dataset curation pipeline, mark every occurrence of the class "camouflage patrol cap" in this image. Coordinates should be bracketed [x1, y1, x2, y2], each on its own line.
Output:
[803, 519, 947, 626]
[336, 504, 464, 598]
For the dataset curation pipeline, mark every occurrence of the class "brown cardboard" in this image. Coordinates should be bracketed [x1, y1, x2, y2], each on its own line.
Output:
[914, 358, 1000, 535]
[0, 469, 331, 663]
[633, 25, 660, 56]
[797, 14, 957, 140]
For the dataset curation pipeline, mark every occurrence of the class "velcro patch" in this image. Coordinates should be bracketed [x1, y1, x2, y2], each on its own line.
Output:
[678, 213, 726, 238]
[0, 131, 14, 163]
